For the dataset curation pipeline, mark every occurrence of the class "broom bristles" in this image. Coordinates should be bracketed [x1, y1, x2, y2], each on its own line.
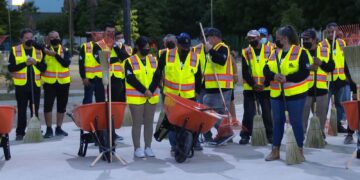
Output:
[305, 115, 326, 148]
[23, 117, 42, 143]
[122, 106, 133, 126]
[251, 114, 268, 146]
[286, 124, 304, 165]
[329, 107, 338, 136]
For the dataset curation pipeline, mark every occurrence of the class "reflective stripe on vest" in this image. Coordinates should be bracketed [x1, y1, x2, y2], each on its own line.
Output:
[164, 79, 195, 92]
[168, 49, 176, 63]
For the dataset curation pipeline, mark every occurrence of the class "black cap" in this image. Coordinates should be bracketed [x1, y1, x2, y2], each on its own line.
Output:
[177, 32, 191, 48]
[205, 28, 222, 38]
[301, 29, 317, 39]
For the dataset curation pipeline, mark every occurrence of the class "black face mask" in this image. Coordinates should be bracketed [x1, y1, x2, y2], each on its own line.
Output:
[249, 40, 259, 48]
[140, 48, 150, 56]
[50, 39, 61, 46]
[166, 42, 175, 49]
[25, 40, 34, 47]
[303, 42, 312, 50]
[275, 40, 283, 49]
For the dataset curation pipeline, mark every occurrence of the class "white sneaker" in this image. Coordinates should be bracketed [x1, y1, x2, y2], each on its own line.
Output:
[134, 148, 145, 158]
[144, 147, 155, 157]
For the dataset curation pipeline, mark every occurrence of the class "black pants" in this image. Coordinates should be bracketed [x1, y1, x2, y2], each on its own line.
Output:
[108, 76, 125, 102]
[43, 82, 70, 113]
[88, 77, 105, 103]
[240, 91, 273, 139]
[15, 85, 41, 136]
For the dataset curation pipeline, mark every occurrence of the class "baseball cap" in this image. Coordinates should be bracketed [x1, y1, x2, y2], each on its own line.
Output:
[258, 27, 268, 36]
[247, 30, 260, 37]
[177, 32, 191, 48]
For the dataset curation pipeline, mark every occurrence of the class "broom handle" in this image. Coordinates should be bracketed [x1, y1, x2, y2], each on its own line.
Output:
[29, 63, 36, 117]
[274, 50, 289, 123]
[108, 52, 113, 162]
[330, 31, 336, 109]
[313, 55, 318, 115]
[199, 22, 230, 117]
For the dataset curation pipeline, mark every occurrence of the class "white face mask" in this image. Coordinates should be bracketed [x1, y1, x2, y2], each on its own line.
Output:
[116, 38, 125, 46]
[260, 38, 267, 44]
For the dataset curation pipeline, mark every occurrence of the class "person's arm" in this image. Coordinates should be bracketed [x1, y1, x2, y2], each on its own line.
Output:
[148, 52, 166, 93]
[110, 44, 130, 64]
[92, 44, 101, 64]
[209, 46, 228, 66]
[242, 54, 255, 87]
[195, 63, 202, 94]
[35, 55, 47, 72]
[8, 49, 27, 72]
[263, 64, 275, 82]
[79, 45, 86, 79]
[54, 47, 71, 68]
[319, 56, 335, 73]
[125, 60, 147, 94]
[286, 50, 310, 83]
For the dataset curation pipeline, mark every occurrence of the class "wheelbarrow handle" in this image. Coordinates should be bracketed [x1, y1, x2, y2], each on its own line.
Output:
[194, 106, 224, 112]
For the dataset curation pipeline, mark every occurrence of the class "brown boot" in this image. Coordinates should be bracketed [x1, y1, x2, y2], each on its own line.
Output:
[299, 148, 305, 162]
[265, 146, 280, 161]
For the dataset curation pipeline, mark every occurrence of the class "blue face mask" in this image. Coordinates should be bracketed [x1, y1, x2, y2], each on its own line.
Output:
[260, 38, 267, 44]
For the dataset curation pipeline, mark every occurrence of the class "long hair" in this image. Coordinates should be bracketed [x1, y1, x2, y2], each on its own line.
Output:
[277, 25, 299, 45]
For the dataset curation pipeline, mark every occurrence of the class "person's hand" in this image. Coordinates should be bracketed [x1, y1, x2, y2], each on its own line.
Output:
[233, 74, 239, 84]
[26, 57, 36, 66]
[274, 74, 286, 83]
[44, 48, 56, 56]
[144, 90, 152, 98]
[309, 64, 319, 71]
[253, 84, 264, 92]
[313, 57, 322, 66]
[204, 42, 213, 53]
[82, 78, 91, 86]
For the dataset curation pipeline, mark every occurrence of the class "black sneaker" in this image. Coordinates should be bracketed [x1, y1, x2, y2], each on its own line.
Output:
[338, 125, 347, 133]
[44, 127, 54, 138]
[344, 135, 353, 144]
[267, 137, 273, 144]
[55, 127, 68, 136]
[113, 133, 124, 141]
[15, 135, 24, 141]
[239, 137, 250, 145]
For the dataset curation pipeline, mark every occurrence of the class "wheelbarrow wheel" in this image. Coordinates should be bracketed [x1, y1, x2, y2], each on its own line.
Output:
[2, 134, 11, 161]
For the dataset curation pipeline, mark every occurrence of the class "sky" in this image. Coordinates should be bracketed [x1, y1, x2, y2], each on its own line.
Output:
[8, 0, 63, 12]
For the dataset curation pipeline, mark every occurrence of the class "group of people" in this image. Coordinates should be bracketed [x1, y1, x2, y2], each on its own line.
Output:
[8, 21, 358, 162]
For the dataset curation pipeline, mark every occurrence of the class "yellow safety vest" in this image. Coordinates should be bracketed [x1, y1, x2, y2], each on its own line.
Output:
[125, 54, 159, 105]
[306, 46, 330, 89]
[42, 45, 70, 84]
[109, 43, 129, 79]
[266, 41, 277, 52]
[242, 44, 271, 91]
[163, 48, 199, 99]
[267, 45, 308, 98]
[83, 42, 102, 79]
[318, 39, 346, 81]
[204, 42, 234, 89]
[12, 45, 42, 87]
[192, 43, 206, 76]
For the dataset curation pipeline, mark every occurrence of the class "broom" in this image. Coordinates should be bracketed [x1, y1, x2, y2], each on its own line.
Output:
[23, 66, 42, 143]
[305, 71, 326, 148]
[274, 50, 304, 165]
[251, 96, 268, 146]
[329, 32, 338, 136]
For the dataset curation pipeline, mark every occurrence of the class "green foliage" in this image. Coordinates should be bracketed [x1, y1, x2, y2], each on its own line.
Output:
[36, 13, 69, 38]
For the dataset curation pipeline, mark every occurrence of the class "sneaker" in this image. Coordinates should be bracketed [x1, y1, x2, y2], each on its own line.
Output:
[338, 124, 347, 133]
[134, 148, 145, 158]
[344, 135, 353, 144]
[55, 127, 68, 136]
[43, 127, 54, 138]
[114, 133, 124, 141]
[15, 135, 24, 141]
[239, 137, 250, 145]
[144, 147, 155, 157]
[267, 137, 273, 144]
[193, 141, 203, 151]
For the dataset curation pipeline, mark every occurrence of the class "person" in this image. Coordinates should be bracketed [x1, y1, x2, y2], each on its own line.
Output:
[264, 26, 310, 161]
[239, 30, 273, 145]
[300, 29, 334, 140]
[202, 27, 235, 145]
[318, 22, 356, 134]
[230, 48, 239, 126]
[125, 36, 159, 158]
[153, 32, 203, 152]
[42, 31, 71, 138]
[8, 28, 47, 141]
[159, 34, 177, 56]
[79, 31, 104, 104]
[258, 27, 276, 51]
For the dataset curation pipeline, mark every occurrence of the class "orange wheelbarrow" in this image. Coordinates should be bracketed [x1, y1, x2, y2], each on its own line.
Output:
[67, 102, 126, 162]
[0, 106, 16, 161]
[160, 93, 223, 163]
[342, 100, 360, 158]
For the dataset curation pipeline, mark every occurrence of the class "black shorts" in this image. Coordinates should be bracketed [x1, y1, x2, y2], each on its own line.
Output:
[43, 82, 70, 113]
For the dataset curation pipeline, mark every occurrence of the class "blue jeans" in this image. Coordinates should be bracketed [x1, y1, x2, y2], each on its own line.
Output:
[328, 86, 346, 122]
[271, 97, 306, 148]
[342, 84, 351, 120]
